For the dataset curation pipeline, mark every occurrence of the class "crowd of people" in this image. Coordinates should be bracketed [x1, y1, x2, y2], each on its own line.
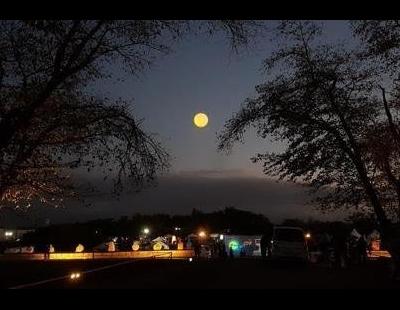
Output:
[316, 231, 369, 268]
[258, 228, 373, 268]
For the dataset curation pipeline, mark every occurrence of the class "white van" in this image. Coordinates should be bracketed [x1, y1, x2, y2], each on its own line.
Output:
[269, 226, 308, 261]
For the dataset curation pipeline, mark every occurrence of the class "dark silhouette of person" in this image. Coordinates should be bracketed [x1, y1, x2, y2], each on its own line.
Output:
[333, 232, 347, 269]
[320, 233, 331, 264]
[229, 245, 234, 259]
[220, 243, 227, 259]
[44, 243, 50, 260]
[193, 239, 201, 259]
[357, 236, 368, 265]
[218, 242, 223, 258]
[260, 234, 268, 260]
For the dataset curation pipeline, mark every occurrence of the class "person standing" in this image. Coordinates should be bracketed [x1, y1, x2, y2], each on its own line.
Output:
[193, 239, 201, 259]
[357, 235, 368, 265]
[333, 233, 347, 269]
[260, 234, 267, 260]
[229, 245, 234, 259]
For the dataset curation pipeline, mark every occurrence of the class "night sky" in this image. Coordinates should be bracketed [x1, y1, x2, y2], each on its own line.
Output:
[0, 21, 354, 227]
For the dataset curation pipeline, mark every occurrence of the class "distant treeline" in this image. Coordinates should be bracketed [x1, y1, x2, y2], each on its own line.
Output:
[18, 207, 378, 251]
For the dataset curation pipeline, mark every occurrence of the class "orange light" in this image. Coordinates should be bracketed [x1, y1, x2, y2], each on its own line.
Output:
[198, 231, 206, 238]
[305, 233, 311, 239]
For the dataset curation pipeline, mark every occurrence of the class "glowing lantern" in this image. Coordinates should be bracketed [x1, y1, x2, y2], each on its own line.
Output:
[371, 240, 380, 251]
[132, 241, 140, 251]
[75, 244, 84, 253]
[153, 242, 163, 251]
[107, 241, 116, 252]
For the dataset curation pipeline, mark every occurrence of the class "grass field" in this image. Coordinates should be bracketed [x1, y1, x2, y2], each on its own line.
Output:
[1, 257, 399, 289]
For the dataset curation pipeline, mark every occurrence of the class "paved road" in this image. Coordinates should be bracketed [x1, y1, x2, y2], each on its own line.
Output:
[1, 258, 399, 289]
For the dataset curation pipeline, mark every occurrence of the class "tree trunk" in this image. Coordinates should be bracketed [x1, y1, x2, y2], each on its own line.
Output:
[329, 90, 399, 278]
[352, 158, 400, 280]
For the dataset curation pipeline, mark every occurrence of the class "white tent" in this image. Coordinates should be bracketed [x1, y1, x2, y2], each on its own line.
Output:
[21, 246, 34, 253]
[151, 237, 169, 250]
[350, 229, 362, 240]
[5, 246, 34, 254]
[4, 247, 21, 254]
[152, 236, 167, 243]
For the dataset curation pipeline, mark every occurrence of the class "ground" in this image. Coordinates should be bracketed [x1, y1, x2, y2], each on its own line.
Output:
[0, 258, 399, 289]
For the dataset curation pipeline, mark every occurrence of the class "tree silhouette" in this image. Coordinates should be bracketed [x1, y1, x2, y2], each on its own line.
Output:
[20, 207, 272, 250]
[0, 20, 257, 209]
[218, 20, 400, 272]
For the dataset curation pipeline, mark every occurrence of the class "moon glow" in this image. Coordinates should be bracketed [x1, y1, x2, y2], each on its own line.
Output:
[193, 112, 209, 128]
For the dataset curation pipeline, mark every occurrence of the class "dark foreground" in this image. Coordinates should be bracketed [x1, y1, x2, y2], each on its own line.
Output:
[0, 258, 399, 289]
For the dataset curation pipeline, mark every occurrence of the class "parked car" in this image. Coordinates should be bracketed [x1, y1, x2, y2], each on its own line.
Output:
[269, 226, 308, 262]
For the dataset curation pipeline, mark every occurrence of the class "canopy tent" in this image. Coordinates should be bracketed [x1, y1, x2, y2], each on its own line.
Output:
[152, 236, 167, 243]
[350, 229, 362, 240]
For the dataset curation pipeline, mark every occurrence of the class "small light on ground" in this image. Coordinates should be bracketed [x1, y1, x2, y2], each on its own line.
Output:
[70, 272, 81, 280]
[189, 258, 193, 262]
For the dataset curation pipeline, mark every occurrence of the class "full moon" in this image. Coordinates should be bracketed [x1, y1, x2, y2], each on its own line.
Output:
[193, 112, 209, 128]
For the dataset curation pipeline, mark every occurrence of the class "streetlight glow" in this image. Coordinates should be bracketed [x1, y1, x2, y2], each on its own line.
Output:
[198, 231, 206, 238]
